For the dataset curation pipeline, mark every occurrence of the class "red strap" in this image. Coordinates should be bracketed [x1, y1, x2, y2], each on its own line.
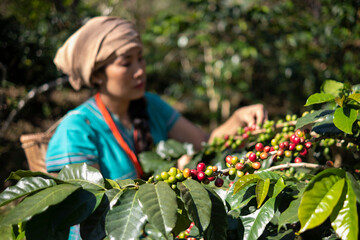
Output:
[95, 93, 144, 178]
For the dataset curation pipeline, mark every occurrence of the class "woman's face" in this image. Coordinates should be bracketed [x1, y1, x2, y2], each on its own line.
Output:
[99, 46, 146, 101]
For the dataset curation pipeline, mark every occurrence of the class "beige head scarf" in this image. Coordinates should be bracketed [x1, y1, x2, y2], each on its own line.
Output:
[54, 16, 142, 90]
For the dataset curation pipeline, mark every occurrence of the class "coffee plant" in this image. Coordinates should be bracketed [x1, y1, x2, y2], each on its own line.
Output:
[0, 80, 359, 240]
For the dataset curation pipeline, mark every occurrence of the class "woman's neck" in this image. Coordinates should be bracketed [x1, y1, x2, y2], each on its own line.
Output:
[98, 93, 132, 129]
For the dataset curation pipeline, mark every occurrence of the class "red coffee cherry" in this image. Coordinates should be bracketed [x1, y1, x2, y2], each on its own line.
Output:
[197, 171, 206, 181]
[294, 157, 302, 163]
[235, 162, 245, 170]
[299, 148, 308, 156]
[197, 162, 206, 172]
[260, 152, 268, 160]
[248, 152, 257, 162]
[264, 146, 271, 153]
[305, 141, 312, 149]
[255, 143, 264, 152]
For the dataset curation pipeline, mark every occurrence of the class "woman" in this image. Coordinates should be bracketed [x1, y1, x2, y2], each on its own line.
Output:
[45, 15, 267, 240]
[46, 16, 267, 178]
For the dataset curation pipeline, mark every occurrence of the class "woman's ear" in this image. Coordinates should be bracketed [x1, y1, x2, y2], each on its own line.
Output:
[91, 69, 106, 86]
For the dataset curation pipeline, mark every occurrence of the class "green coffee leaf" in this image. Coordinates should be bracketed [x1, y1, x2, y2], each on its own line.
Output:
[138, 182, 178, 237]
[295, 109, 334, 129]
[299, 169, 346, 233]
[278, 197, 301, 230]
[0, 177, 56, 207]
[304, 93, 335, 106]
[330, 178, 358, 240]
[240, 198, 276, 240]
[271, 177, 286, 198]
[256, 178, 270, 208]
[204, 188, 228, 240]
[106, 189, 146, 240]
[58, 163, 105, 190]
[345, 172, 360, 203]
[178, 179, 212, 232]
[348, 93, 360, 103]
[0, 184, 80, 225]
[333, 106, 357, 134]
[321, 80, 344, 96]
[233, 174, 260, 195]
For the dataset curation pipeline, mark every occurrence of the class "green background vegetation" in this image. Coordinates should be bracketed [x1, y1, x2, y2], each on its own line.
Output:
[0, 0, 359, 191]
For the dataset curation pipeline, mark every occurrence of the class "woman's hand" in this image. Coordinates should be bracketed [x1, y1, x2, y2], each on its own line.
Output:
[209, 103, 268, 142]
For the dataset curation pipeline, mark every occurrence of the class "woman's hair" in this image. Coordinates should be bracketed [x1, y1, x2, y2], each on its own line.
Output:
[129, 97, 154, 152]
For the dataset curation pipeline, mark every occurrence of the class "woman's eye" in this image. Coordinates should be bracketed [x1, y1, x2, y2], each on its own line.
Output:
[121, 62, 131, 67]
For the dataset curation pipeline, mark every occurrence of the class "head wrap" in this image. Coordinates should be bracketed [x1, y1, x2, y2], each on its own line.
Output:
[54, 16, 142, 90]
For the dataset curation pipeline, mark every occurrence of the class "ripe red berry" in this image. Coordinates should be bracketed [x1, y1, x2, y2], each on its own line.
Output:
[292, 136, 300, 144]
[299, 148, 308, 156]
[276, 149, 284, 157]
[208, 176, 215, 181]
[190, 169, 198, 179]
[242, 133, 249, 139]
[197, 162, 206, 172]
[305, 141, 312, 149]
[248, 152, 257, 162]
[283, 141, 289, 148]
[255, 143, 264, 152]
[264, 146, 271, 152]
[278, 142, 285, 149]
[326, 160, 334, 167]
[294, 157, 302, 163]
[235, 162, 245, 170]
[225, 155, 232, 164]
[215, 177, 224, 187]
[289, 143, 296, 151]
[197, 171, 206, 181]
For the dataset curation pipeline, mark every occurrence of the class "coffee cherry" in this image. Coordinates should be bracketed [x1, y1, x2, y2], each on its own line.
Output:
[279, 142, 285, 149]
[295, 129, 303, 137]
[294, 157, 302, 163]
[252, 162, 261, 170]
[190, 169, 198, 179]
[168, 175, 177, 184]
[326, 160, 334, 167]
[299, 148, 308, 156]
[231, 156, 239, 165]
[248, 152, 257, 162]
[197, 171, 206, 181]
[305, 141, 312, 149]
[255, 143, 264, 152]
[296, 144, 303, 151]
[264, 146, 271, 152]
[169, 167, 178, 176]
[155, 174, 162, 182]
[205, 168, 213, 176]
[289, 143, 296, 151]
[225, 155, 232, 164]
[215, 177, 224, 187]
[229, 181, 234, 187]
[161, 171, 169, 180]
[212, 166, 218, 172]
[202, 178, 210, 184]
[197, 162, 206, 172]
[235, 162, 245, 170]
[237, 170, 245, 178]
[176, 172, 184, 181]
[183, 168, 191, 178]
[285, 150, 292, 158]
[260, 152, 268, 160]
[229, 168, 236, 176]
[208, 176, 215, 181]
[276, 149, 284, 157]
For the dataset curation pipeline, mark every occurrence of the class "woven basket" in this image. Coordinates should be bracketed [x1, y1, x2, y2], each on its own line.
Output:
[20, 118, 62, 173]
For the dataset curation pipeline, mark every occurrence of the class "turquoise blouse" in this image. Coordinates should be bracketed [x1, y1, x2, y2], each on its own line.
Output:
[45, 92, 180, 180]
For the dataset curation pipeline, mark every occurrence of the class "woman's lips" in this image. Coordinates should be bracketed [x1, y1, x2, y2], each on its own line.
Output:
[134, 81, 145, 89]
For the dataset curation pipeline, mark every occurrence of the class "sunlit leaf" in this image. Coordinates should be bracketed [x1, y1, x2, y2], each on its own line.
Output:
[0, 177, 56, 207]
[304, 93, 335, 106]
[330, 178, 358, 240]
[321, 80, 344, 96]
[299, 169, 346, 233]
[256, 178, 270, 208]
[333, 107, 357, 134]
[346, 172, 360, 203]
[58, 163, 105, 190]
[233, 174, 260, 195]
[295, 109, 334, 130]
[348, 93, 360, 103]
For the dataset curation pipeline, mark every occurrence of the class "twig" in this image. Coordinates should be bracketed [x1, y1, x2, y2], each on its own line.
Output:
[0, 77, 69, 138]
[261, 162, 326, 172]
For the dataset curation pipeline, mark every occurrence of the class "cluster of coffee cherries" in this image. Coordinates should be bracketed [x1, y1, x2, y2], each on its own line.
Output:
[153, 163, 225, 189]
[250, 129, 313, 165]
